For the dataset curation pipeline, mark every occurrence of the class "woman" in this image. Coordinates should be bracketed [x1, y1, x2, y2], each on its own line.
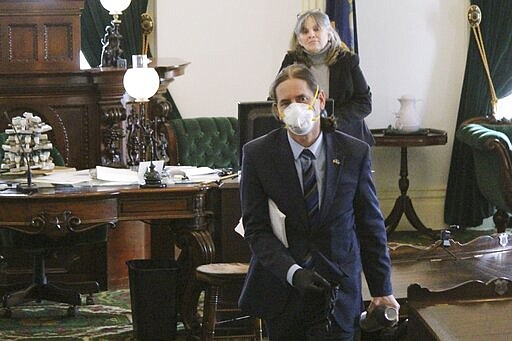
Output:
[279, 9, 374, 145]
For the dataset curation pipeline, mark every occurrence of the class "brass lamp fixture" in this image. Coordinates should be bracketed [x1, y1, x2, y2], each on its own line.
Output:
[123, 13, 165, 187]
[100, 0, 131, 68]
[123, 54, 162, 187]
[468, 5, 498, 117]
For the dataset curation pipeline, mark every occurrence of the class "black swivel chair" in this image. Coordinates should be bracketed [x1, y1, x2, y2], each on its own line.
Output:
[0, 133, 109, 317]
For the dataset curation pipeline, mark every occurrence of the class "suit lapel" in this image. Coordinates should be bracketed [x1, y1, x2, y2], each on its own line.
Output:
[319, 133, 345, 221]
[270, 130, 309, 224]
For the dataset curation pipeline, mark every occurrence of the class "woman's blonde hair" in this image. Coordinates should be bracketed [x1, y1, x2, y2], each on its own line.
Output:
[290, 9, 350, 66]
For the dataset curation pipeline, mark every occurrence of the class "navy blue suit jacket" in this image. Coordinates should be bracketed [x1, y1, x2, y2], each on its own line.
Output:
[238, 128, 392, 333]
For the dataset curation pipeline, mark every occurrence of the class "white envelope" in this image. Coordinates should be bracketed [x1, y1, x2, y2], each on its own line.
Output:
[234, 199, 288, 248]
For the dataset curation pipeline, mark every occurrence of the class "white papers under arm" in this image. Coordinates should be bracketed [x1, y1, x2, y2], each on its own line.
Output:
[268, 199, 288, 248]
[233, 199, 287, 247]
[234, 217, 244, 237]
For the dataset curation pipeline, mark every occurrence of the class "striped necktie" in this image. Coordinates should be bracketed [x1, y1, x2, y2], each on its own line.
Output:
[300, 149, 319, 223]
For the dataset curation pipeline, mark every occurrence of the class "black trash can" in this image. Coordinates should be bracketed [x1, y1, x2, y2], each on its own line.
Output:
[127, 259, 179, 340]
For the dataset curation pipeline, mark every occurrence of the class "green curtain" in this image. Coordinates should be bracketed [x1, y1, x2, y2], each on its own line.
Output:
[444, 0, 512, 227]
[81, 0, 148, 67]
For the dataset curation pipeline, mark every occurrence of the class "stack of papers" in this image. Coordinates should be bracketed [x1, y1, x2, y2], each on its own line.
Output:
[165, 166, 220, 183]
[33, 169, 91, 185]
[30, 164, 222, 186]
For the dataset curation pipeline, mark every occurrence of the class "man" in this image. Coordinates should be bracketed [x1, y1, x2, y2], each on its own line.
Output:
[238, 64, 399, 340]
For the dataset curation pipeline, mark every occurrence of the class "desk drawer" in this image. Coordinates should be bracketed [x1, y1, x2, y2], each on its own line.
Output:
[0, 197, 118, 233]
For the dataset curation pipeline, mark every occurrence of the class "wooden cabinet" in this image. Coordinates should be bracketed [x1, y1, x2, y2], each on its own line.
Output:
[0, 69, 126, 169]
[0, 0, 127, 169]
[0, 0, 83, 73]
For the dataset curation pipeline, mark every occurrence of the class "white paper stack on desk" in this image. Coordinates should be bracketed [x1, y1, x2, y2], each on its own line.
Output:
[165, 166, 220, 183]
[31, 164, 221, 186]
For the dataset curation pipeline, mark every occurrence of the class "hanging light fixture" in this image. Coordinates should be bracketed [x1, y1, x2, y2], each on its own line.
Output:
[99, 0, 132, 68]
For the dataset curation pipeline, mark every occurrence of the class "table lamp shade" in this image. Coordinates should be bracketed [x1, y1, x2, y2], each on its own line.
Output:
[123, 55, 160, 102]
[100, 0, 131, 15]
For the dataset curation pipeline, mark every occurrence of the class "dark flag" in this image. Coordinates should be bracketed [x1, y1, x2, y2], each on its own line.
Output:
[326, 0, 358, 53]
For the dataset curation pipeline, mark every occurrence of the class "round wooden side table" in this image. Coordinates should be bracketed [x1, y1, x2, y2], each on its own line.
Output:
[371, 128, 448, 239]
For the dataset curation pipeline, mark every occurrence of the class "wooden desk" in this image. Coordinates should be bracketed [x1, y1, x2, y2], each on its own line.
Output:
[407, 278, 512, 340]
[0, 183, 214, 336]
[371, 128, 448, 238]
[362, 235, 512, 311]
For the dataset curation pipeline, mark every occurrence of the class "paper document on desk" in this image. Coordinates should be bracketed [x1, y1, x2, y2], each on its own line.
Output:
[234, 199, 288, 248]
[165, 166, 220, 183]
[33, 169, 91, 185]
[96, 166, 138, 184]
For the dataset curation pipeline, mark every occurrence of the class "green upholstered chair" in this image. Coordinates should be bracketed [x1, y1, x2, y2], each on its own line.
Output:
[164, 117, 239, 171]
[456, 119, 512, 233]
[0, 133, 107, 317]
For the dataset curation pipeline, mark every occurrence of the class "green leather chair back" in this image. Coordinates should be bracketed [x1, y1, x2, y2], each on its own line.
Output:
[456, 123, 512, 212]
[169, 117, 239, 171]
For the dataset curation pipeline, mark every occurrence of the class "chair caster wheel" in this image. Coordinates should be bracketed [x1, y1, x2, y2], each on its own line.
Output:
[1, 308, 12, 318]
[67, 306, 78, 317]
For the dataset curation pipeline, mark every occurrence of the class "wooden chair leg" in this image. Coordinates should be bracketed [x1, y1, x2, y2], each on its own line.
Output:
[202, 285, 220, 341]
[254, 317, 263, 341]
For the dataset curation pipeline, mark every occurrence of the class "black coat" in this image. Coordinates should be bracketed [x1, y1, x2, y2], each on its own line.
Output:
[280, 52, 374, 145]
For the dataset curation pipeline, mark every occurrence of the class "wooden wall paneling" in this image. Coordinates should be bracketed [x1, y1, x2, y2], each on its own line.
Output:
[0, 0, 83, 73]
[0, 69, 126, 170]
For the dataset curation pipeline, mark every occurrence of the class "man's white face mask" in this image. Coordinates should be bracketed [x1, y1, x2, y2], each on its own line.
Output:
[281, 86, 320, 136]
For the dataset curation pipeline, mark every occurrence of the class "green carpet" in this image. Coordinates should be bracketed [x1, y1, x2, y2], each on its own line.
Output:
[0, 289, 134, 340]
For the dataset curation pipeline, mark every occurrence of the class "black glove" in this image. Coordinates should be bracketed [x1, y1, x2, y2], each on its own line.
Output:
[293, 269, 333, 330]
[292, 268, 331, 297]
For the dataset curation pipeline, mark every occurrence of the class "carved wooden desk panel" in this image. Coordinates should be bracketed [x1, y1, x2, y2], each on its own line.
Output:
[407, 278, 512, 340]
[0, 184, 215, 336]
[362, 235, 512, 317]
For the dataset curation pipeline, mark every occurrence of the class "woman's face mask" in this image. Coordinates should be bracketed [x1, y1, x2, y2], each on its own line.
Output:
[281, 86, 320, 136]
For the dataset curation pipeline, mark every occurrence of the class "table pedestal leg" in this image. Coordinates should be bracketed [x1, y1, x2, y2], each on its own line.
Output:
[150, 189, 215, 339]
[385, 147, 437, 239]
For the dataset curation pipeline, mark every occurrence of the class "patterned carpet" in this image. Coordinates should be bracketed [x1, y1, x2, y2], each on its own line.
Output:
[0, 289, 134, 340]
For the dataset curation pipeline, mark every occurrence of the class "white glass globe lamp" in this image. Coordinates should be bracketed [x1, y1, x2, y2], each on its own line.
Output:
[123, 55, 160, 102]
[100, 0, 131, 15]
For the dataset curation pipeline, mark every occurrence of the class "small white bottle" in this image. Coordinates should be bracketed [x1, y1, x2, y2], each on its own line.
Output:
[359, 305, 398, 332]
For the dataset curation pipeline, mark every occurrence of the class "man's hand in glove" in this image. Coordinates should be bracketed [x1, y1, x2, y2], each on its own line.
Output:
[293, 269, 333, 329]
[292, 268, 331, 297]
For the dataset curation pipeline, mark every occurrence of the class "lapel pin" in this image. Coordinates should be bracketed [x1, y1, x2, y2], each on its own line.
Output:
[332, 159, 340, 165]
